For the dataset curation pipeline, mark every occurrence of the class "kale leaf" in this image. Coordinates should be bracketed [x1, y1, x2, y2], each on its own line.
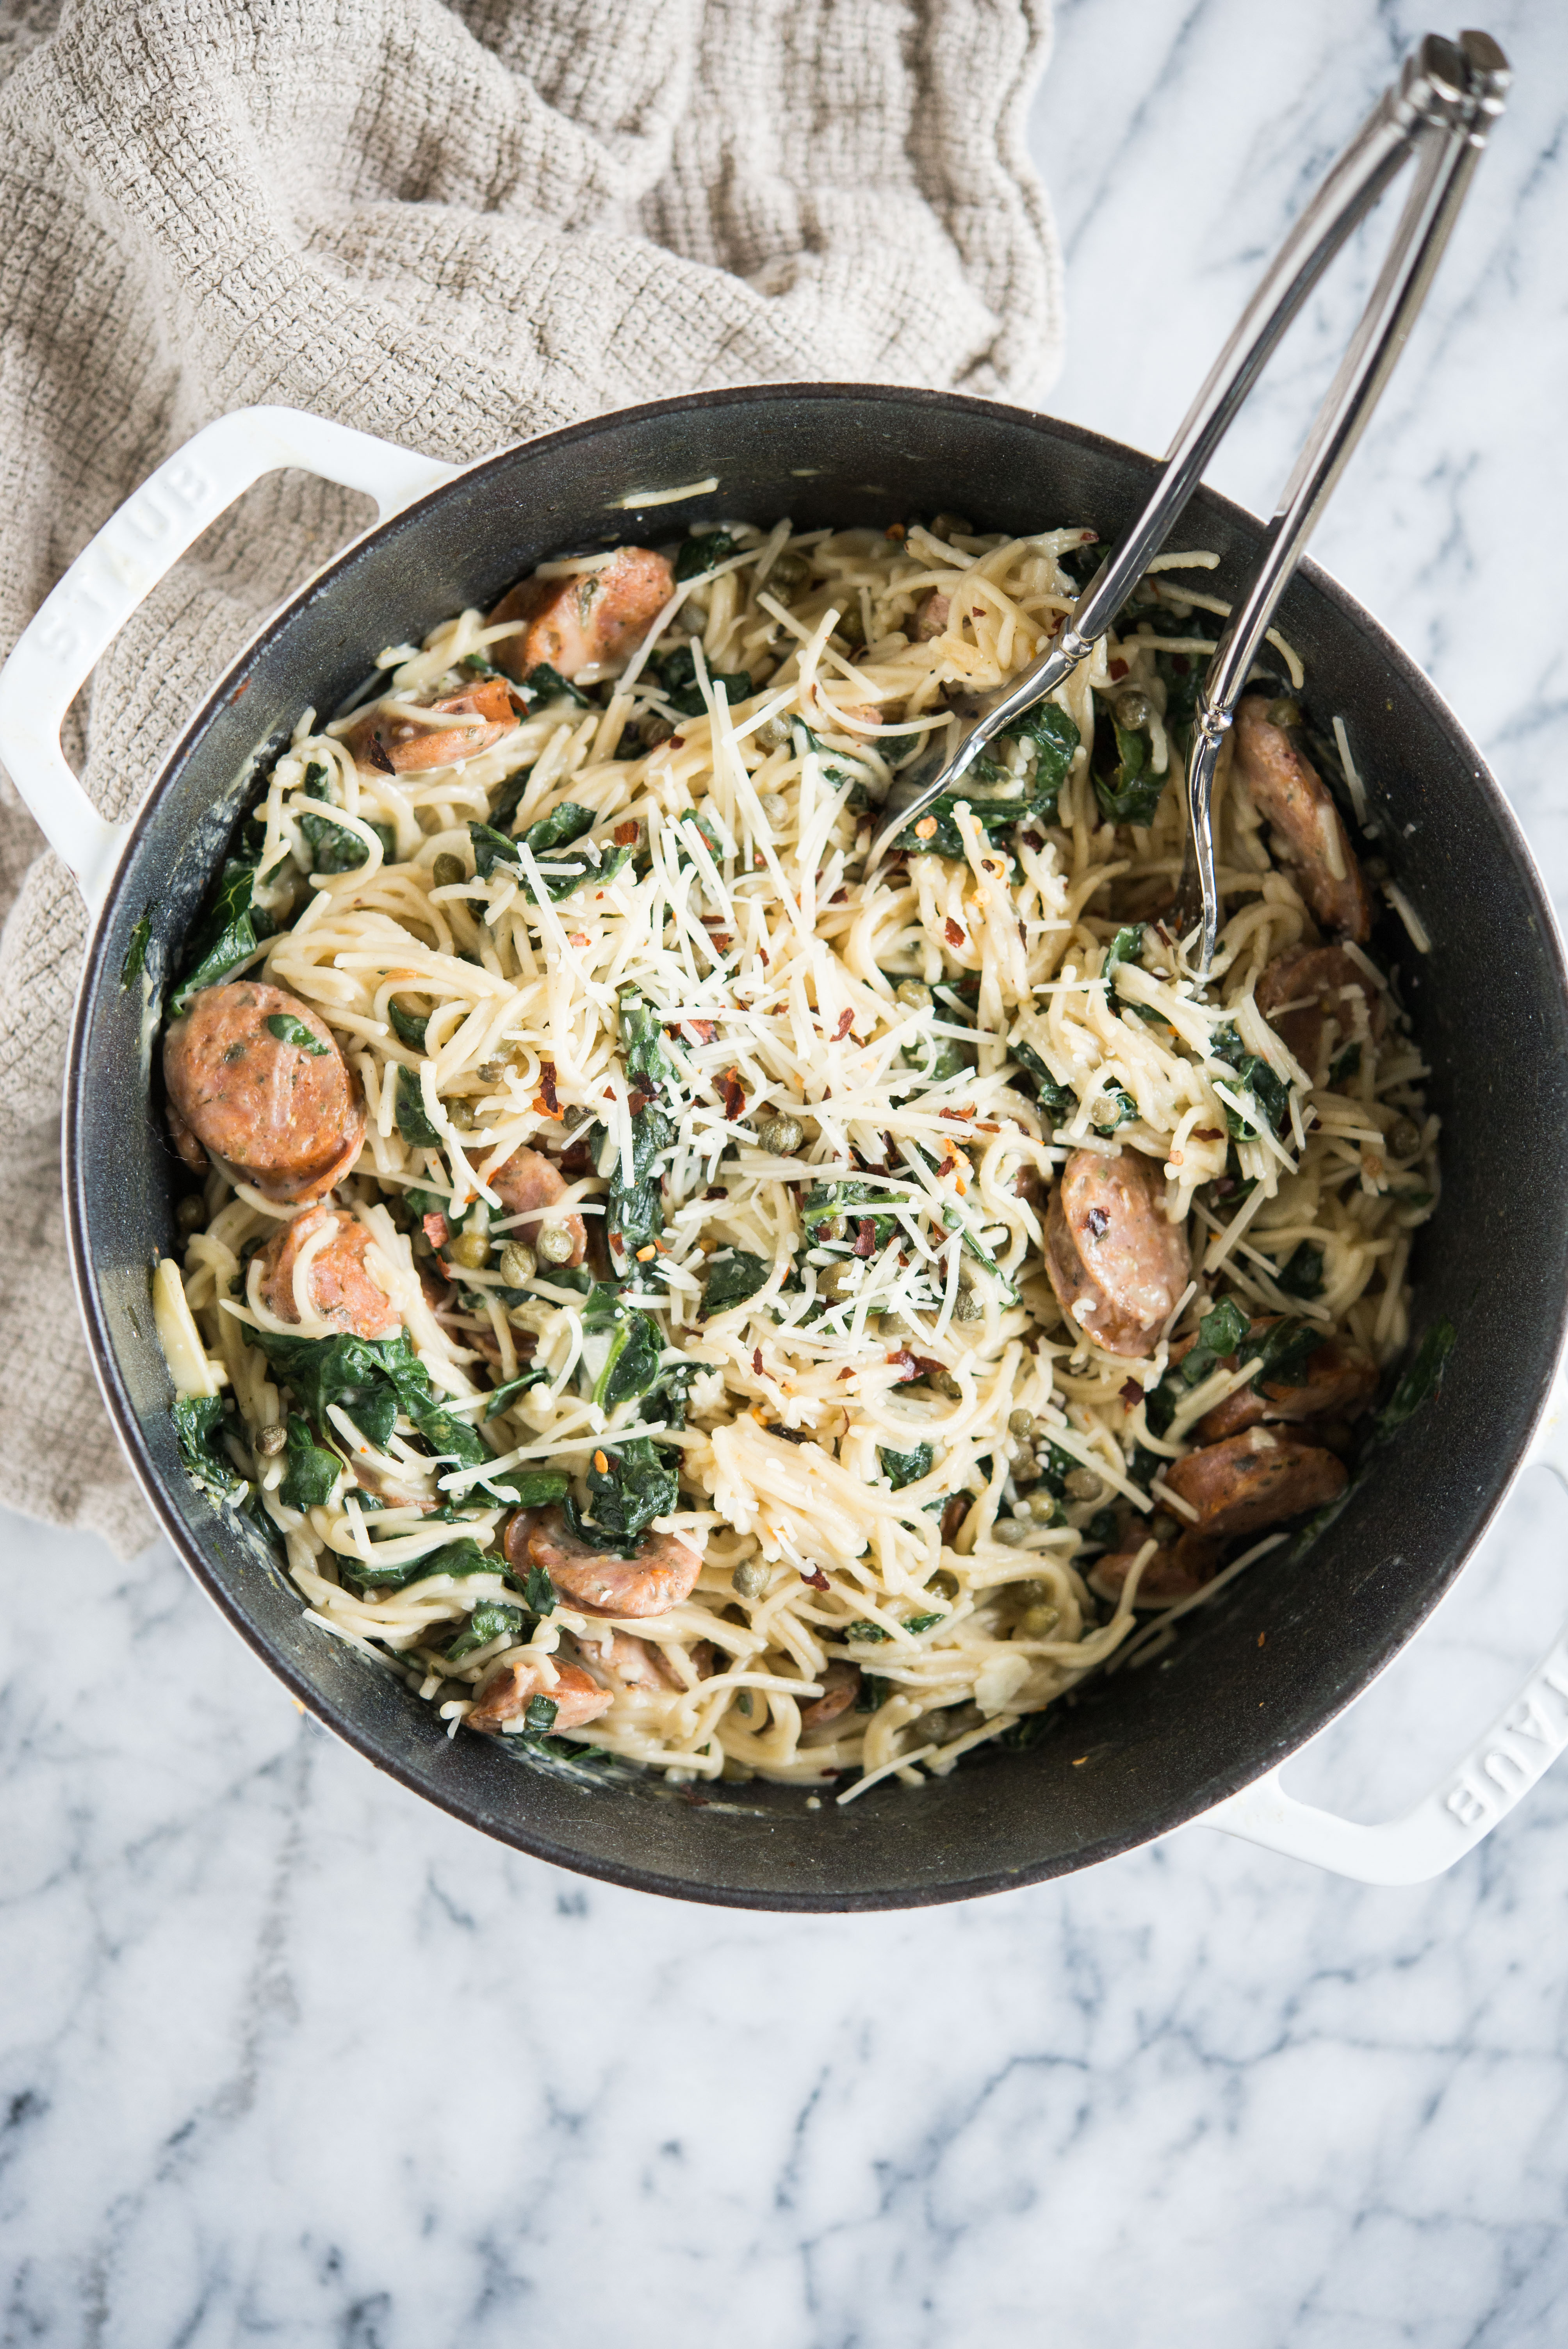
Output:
[1091, 704, 1164, 829]
[607, 1104, 675, 1264]
[1009, 1036, 1077, 1116]
[1211, 1024, 1290, 1139]
[1275, 1241, 1325, 1300]
[517, 662, 592, 710]
[1239, 1318, 1322, 1390]
[339, 1534, 502, 1597]
[567, 1435, 680, 1554]
[1181, 1297, 1251, 1387]
[655, 645, 752, 718]
[594, 1308, 665, 1411]
[802, 1180, 903, 1249]
[483, 1369, 550, 1420]
[893, 704, 1079, 857]
[388, 998, 429, 1052]
[618, 985, 678, 1095]
[1103, 924, 1146, 983]
[396, 1065, 442, 1150]
[879, 1442, 933, 1489]
[169, 851, 275, 1018]
[253, 1328, 487, 1468]
[472, 802, 630, 902]
[702, 1250, 772, 1315]
[298, 806, 394, 873]
[171, 1394, 248, 1507]
[1368, 1320, 1456, 1447]
[120, 908, 152, 990]
[675, 530, 736, 582]
[443, 1599, 526, 1661]
[278, 1413, 340, 1511]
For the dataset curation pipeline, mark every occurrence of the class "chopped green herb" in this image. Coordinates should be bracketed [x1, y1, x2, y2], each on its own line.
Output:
[265, 1012, 329, 1055]
[845, 1620, 891, 1643]
[120, 909, 152, 990]
[388, 998, 429, 1053]
[904, 1611, 944, 1636]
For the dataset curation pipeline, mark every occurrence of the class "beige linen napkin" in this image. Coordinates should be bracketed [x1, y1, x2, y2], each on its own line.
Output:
[0, 0, 1062, 1554]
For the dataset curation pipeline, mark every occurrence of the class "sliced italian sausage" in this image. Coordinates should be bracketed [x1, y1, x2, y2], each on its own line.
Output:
[255, 1205, 399, 1340]
[913, 590, 950, 641]
[799, 1659, 861, 1739]
[1255, 944, 1384, 1077]
[1196, 1330, 1378, 1443]
[1231, 697, 1372, 941]
[508, 1504, 702, 1620]
[1090, 1531, 1222, 1607]
[465, 1657, 612, 1735]
[1045, 1147, 1189, 1357]
[344, 676, 517, 776]
[597, 1630, 679, 1692]
[488, 546, 674, 683]
[490, 1145, 587, 1267]
[1164, 1427, 1347, 1540]
[164, 980, 364, 1205]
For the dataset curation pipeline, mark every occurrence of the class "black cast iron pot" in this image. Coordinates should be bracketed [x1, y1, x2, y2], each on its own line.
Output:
[8, 386, 1566, 1908]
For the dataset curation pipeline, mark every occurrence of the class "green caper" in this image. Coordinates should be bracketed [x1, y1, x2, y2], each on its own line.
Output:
[1027, 1492, 1058, 1523]
[641, 714, 676, 747]
[1267, 697, 1303, 730]
[818, 1215, 847, 1245]
[450, 1230, 488, 1271]
[928, 1369, 963, 1401]
[992, 1519, 1029, 1547]
[1008, 1409, 1035, 1440]
[255, 1421, 287, 1459]
[175, 1195, 206, 1236]
[1018, 1602, 1060, 1638]
[1388, 1115, 1422, 1159]
[1147, 1512, 1178, 1543]
[769, 551, 811, 597]
[536, 1224, 575, 1266]
[929, 512, 975, 541]
[896, 978, 931, 1009]
[1114, 688, 1154, 732]
[952, 1289, 984, 1322]
[929, 1568, 960, 1600]
[1064, 1467, 1101, 1502]
[732, 1559, 770, 1598]
[431, 851, 466, 889]
[755, 714, 792, 751]
[760, 793, 788, 826]
[447, 1099, 476, 1130]
[833, 604, 866, 648]
[498, 1239, 536, 1286]
[758, 1114, 805, 1156]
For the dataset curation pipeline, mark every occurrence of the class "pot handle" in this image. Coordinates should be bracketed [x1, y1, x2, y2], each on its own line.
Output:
[1196, 1367, 1568, 1883]
[0, 405, 460, 918]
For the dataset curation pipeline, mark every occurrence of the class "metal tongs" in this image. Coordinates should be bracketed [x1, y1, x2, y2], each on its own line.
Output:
[867, 29, 1510, 972]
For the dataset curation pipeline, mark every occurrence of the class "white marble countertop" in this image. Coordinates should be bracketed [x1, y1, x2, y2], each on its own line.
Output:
[6, 5, 1568, 2340]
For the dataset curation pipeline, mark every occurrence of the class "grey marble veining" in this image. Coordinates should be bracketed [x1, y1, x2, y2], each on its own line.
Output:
[6, 5, 1568, 2342]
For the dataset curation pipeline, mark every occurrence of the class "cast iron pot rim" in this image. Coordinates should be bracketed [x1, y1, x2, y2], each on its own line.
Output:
[60, 380, 1568, 1909]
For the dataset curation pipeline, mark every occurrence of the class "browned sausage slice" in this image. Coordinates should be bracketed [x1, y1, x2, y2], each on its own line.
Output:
[509, 1504, 702, 1620]
[490, 1145, 587, 1266]
[344, 676, 517, 776]
[799, 1659, 861, 1738]
[488, 547, 674, 683]
[1164, 1428, 1347, 1540]
[1231, 698, 1372, 941]
[164, 980, 365, 1205]
[1045, 1148, 1189, 1357]
[913, 590, 950, 641]
[465, 1657, 612, 1735]
[1091, 1531, 1222, 1606]
[256, 1205, 399, 1339]
[600, 1631, 679, 1691]
[1256, 945, 1384, 1076]
[1196, 1331, 1377, 1442]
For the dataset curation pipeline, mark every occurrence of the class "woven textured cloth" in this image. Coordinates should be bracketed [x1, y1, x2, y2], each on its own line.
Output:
[0, 0, 1061, 1554]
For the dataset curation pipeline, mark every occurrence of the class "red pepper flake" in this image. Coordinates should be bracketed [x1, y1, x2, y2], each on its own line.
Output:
[1086, 1206, 1110, 1238]
[628, 1087, 651, 1118]
[1120, 1379, 1142, 1408]
[613, 819, 639, 846]
[800, 1565, 830, 1590]
[914, 816, 938, 841]
[885, 523, 906, 540]
[709, 932, 734, 954]
[679, 1016, 718, 1045]
[912, 1355, 946, 1379]
[593, 1450, 609, 1474]
[752, 1347, 764, 1376]
[1194, 1126, 1222, 1142]
[718, 1067, 746, 1122]
[829, 888, 849, 905]
[1022, 830, 1045, 850]
[887, 1348, 917, 1381]
[944, 918, 964, 948]
[838, 1368, 855, 1382]
[366, 734, 396, 775]
[938, 1106, 976, 1123]
[668, 734, 685, 749]
[532, 1060, 561, 1119]
[832, 1009, 855, 1042]
[421, 1211, 450, 1248]
[1109, 658, 1129, 681]
[704, 1185, 728, 1200]
[853, 1218, 876, 1258]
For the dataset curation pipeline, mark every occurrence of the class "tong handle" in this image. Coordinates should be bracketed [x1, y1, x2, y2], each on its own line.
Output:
[1177, 29, 1511, 968]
